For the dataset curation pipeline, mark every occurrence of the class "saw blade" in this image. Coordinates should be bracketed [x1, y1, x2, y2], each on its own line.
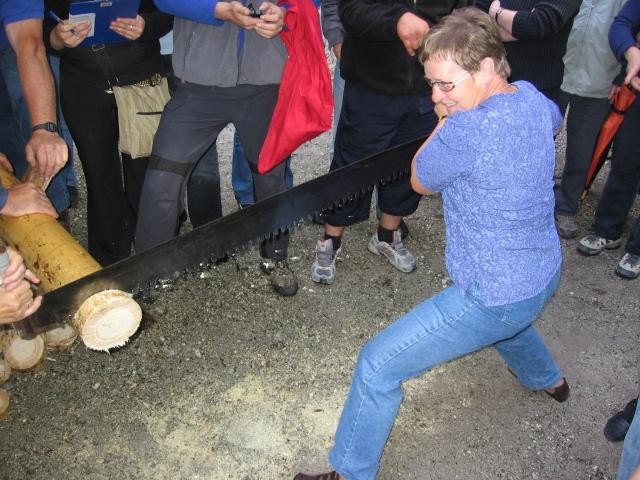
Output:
[16, 136, 427, 335]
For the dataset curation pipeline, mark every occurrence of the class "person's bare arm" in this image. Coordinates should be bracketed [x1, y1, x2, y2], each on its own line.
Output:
[5, 18, 68, 180]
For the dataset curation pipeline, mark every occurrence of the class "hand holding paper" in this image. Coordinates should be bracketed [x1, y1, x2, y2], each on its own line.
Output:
[49, 14, 92, 49]
[109, 15, 146, 41]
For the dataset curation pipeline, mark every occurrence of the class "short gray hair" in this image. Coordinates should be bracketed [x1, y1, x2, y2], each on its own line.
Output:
[419, 7, 510, 79]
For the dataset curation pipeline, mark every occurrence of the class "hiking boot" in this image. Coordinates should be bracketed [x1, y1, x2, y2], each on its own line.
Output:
[259, 260, 299, 296]
[311, 238, 341, 285]
[368, 229, 416, 273]
[555, 214, 578, 239]
[615, 252, 640, 279]
[577, 233, 622, 256]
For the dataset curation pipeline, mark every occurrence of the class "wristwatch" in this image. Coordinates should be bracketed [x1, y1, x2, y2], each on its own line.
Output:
[32, 122, 59, 133]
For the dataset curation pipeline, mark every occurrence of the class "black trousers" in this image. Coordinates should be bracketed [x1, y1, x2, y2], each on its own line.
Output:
[591, 98, 640, 255]
[326, 81, 438, 227]
[61, 77, 148, 266]
[135, 82, 289, 260]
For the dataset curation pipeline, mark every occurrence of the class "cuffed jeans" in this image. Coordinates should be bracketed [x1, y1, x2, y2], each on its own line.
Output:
[555, 93, 611, 216]
[617, 400, 640, 480]
[329, 267, 563, 480]
[591, 98, 640, 255]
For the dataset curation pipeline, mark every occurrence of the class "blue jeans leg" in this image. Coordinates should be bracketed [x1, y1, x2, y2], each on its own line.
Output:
[0, 70, 24, 170]
[231, 132, 255, 206]
[49, 55, 77, 190]
[329, 269, 562, 480]
[231, 130, 293, 207]
[617, 402, 640, 480]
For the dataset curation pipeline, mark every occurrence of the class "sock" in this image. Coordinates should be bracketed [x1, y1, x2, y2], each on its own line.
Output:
[377, 225, 395, 243]
[322, 234, 342, 251]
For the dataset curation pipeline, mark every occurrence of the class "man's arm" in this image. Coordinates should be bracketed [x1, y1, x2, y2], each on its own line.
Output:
[488, 0, 581, 42]
[5, 18, 67, 181]
[321, 0, 344, 55]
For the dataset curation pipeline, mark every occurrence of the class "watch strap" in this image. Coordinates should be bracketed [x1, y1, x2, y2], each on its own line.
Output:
[32, 122, 59, 133]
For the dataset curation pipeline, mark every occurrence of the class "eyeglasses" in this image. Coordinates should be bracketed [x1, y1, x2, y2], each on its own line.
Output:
[426, 71, 470, 92]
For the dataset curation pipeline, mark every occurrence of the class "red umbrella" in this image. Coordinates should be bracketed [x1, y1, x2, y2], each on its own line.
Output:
[582, 84, 637, 198]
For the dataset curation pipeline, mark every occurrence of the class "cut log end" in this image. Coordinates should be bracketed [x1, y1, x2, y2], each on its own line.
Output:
[73, 290, 142, 352]
[0, 389, 10, 420]
[45, 324, 78, 351]
[0, 358, 11, 385]
[1, 332, 47, 372]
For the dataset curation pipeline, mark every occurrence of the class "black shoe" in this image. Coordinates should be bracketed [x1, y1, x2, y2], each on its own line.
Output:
[294, 472, 340, 480]
[259, 259, 298, 297]
[604, 398, 638, 442]
[544, 378, 570, 403]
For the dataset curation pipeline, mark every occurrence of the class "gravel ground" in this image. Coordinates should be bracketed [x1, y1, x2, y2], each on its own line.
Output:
[0, 107, 639, 480]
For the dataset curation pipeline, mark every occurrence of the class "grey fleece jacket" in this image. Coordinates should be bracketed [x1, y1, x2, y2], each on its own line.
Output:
[171, 17, 287, 87]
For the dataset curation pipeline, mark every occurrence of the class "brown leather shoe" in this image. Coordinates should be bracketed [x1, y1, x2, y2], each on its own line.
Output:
[544, 377, 570, 403]
[294, 471, 340, 480]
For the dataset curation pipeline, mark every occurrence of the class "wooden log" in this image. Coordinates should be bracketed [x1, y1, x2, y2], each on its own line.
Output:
[0, 168, 142, 350]
[0, 388, 10, 420]
[72, 290, 141, 351]
[45, 324, 77, 351]
[1, 330, 47, 371]
[0, 168, 101, 291]
[0, 358, 10, 385]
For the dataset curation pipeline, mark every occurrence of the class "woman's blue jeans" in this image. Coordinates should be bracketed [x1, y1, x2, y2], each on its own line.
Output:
[617, 401, 640, 480]
[329, 268, 563, 480]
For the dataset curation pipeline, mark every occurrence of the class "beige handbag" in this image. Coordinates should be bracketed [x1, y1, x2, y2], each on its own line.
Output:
[112, 73, 170, 159]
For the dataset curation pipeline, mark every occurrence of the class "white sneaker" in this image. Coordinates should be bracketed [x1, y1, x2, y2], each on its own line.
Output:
[368, 229, 416, 273]
[616, 253, 640, 279]
[577, 233, 622, 256]
[311, 238, 341, 284]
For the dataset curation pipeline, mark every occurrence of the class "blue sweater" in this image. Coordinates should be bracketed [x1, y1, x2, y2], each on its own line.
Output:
[0, 0, 44, 209]
[0, 0, 43, 49]
[609, 0, 640, 61]
[416, 81, 562, 306]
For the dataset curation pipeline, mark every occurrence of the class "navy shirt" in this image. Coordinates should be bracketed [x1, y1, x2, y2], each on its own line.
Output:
[609, 0, 640, 61]
[416, 81, 562, 306]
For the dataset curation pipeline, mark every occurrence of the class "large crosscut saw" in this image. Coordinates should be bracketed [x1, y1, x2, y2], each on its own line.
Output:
[16, 136, 426, 335]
